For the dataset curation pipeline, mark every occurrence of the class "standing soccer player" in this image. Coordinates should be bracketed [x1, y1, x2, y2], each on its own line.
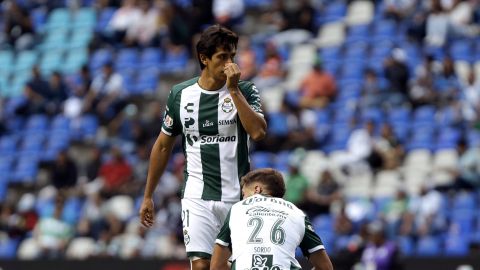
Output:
[139, 25, 267, 270]
[211, 168, 334, 270]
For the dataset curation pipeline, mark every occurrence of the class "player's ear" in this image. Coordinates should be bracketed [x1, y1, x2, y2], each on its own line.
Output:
[199, 54, 208, 65]
[254, 185, 263, 195]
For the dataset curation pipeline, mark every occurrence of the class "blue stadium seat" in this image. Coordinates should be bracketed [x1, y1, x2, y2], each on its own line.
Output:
[320, 46, 342, 62]
[361, 108, 385, 125]
[340, 61, 365, 80]
[68, 28, 94, 49]
[80, 114, 99, 140]
[267, 112, 289, 137]
[348, 24, 371, 40]
[370, 40, 394, 59]
[115, 49, 139, 74]
[323, 125, 351, 152]
[40, 29, 68, 51]
[96, 8, 116, 32]
[452, 192, 476, 210]
[344, 42, 369, 60]
[72, 7, 96, 29]
[62, 197, 84, 225]
[0, 237, 20, 259]
[320, 2, 347, 24]
[159, 48, 189, 74]
[20, 133, 45, 152]
[373, 20, 397, 39]
[397, 236, 415, 256]
[312, 215, 333, 232]
[39, 50, 63, 75]
[273, 151, 290, 172]
[413, 106, 436, 124]
[14, 50, 38, 73]
[416, 236, 442, 256]
[251, 151, 274, 169]
[284, 91, 301, 108]
[140, 47, 164, 72]
[444, 235, 469, 256]
[467, 130, 480, 147]
[450, 210, 475, 235]
[89, 49, 113, 73]
[44, 8, 71, 31]
[11, 156, 39, 184]
[0, 50, 14, 75]
[26, 114, 49, 131]
[391, 121, 410, 143]
[31, 8, 47, 32]
[0, 135, 18, 156]
[436, 127, 461, 150]
[449, 40, 472, 61]
[133, 71, 158, 94]
[51, 115, 71, 131]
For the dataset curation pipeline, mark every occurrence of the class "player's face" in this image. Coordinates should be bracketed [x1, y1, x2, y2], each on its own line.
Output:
[204, 47, 236, 81]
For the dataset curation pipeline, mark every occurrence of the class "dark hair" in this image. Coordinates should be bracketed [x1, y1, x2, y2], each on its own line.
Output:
[196, 25, 238, 70]
[241, 168, 286, 198]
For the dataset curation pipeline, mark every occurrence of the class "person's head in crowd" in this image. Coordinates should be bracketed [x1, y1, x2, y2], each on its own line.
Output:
[367, 221, 386, 246]
[102, 61, 115, 77]
[196, 24, 239, 72]
[241, 168, 286, 199]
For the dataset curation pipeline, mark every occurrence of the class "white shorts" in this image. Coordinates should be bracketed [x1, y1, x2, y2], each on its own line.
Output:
[181, 198, 234, 260]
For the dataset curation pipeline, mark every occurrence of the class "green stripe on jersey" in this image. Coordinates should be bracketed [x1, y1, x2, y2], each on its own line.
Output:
[199, 93, 221, 200]
[236, 117, 249, 200]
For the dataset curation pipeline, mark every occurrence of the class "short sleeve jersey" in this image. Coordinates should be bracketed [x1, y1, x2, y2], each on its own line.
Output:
[161, 77, 263, 202]
[216, 194, 325, 270]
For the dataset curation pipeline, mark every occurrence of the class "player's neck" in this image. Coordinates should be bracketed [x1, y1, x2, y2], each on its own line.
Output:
[198, 72, 225, 91]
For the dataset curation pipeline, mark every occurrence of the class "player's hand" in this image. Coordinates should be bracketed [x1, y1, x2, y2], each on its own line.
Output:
[224, 63, 241, 91]
[139, 198, 155, 228]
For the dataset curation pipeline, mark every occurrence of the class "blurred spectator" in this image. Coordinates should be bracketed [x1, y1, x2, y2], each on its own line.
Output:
[448, 0, 480, 39]
[284, 149, 309, 207]
[425, 0, 449, 46]
[400, 183, 445, 237]
[434, 56, 461, 106]
[237, 36, 257, 81]
[334, 201, 354, 236]
[360, 69, 384, 110]
[384, 0, 416, 21]
[460, 69, 480, 123]
[46, 72, 69, 115]
[188, 0, 214, 35]
[299, 60, 336, 109]
[103, 0, 141, 46]
[16, 66, 50, 116]
[406, 11, 427, 43]
[213, 0, 245, 30]
[141, 100, 165, 141]
[99, 147, 133, 197]
[85, 147, 103, 182]
[252, 43, 285, 89]
[64, 65, 92, 119]
[305, 170, 342, 216]
[361, 221, 400, 270]
[9, 193, 39, 240]
[34, 195, 73, 258]
[338, 121, 384, 173]
[83, 62, 126, 124]
[410, 55, 438, 108]
[280, 105, 317, 150]
[3, 1, 35, 50]
[384, 49, 409, 106]
[78, 192, 105, 238]
[50, 150, 78, 190]
[380, 189, 409, 238]
[374, 123, 404, 170]
[125, 0, 159, 47]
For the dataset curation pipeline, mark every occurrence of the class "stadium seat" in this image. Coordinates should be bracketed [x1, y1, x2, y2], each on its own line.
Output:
[397, 236, 415, 256]
[273, 150, 291, 173]
[435, 127, 461, 150]
[432, 149, 458, 170]
[139, 47, 164, 72]
[373, 170, 401, 197]
[40, 29, 68, 51]
[95, 8, 116, 32]
[449, 210, 475, 235]
[251, 151, 274, 169]
[312, 215, 333, 232]
[316, 22, 346, 48]
[345, 0, 374, 26]
[115, 49, 139, 74]
[300, 150, 328, 185]
[31, 8, 47, 32]
[452, 192, 476, 210]
[373, 20, 397, 39]
[17, 238, 40, 259]
[0, 135, 18, 156]
[44, 8, 71, 31]
[444, 235, 469, 256]
[11, 156, 39, 184]
[0, 237, 20, 259]
[449, 40, 472, 61]
[0, 50, 14, 75]
[133, 71, 158, 95]
[320, 46, 342, 62]
[68, 28, 94, 49]
[320, 2, 347, 24]
[14, 50, 38, 73]
[266, 112, 289, 137]
[416, 236, 442, 256]
[323, 125, 351, 153]
[89, 48, 114, 73]
[39, 50, 63, 75]
[72, 7, 96, 29]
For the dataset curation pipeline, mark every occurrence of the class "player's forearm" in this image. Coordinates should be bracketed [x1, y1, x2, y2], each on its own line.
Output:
[229, 90, 267, 141]
[143, 135, 173, 199]
[309, 250, 334, 270]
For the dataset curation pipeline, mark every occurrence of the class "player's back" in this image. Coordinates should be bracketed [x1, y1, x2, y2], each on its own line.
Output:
[227, 194, 308, 270]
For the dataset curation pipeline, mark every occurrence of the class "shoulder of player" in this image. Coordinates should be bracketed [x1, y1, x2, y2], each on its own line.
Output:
[171, 77, 199, 96]
[238, 80, 256, 93]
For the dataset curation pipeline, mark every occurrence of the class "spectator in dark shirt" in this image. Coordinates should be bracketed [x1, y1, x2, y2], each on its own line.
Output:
[4, 1, 35, 50]
[46, 72, 69, 115]
[16, 66, 51, 116]
[384, 49, 409, 106]
[361, 221, 400, 270]
[305, 170, 342, 216]
[51, 150, 78, 190]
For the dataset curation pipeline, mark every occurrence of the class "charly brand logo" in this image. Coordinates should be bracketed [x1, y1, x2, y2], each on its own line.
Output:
[202, 120, 214, 128]
[221, 97, 234, 113]
[183, 229, 190, 245]
[184, 117, 195, 128]
[186, 134, 198, 146]
[184, 103, 194, 113]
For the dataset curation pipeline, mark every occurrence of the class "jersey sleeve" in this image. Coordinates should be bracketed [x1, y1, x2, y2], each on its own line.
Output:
[242, 82, 263, 116]
[215, 209, 232, 247]
[161, 89, 181, 136]
[299, 216, 325, 256]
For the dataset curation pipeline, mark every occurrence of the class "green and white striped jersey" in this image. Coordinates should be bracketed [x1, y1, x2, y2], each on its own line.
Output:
[216, 194, 325, 270]
[162, 77, 263, 202]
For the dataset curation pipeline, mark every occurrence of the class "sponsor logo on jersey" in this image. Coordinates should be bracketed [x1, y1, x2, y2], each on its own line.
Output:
[184, 103, 194, 113]
[184, 117, 195, 128]
[221, 97, 234, 113]
[164, 114, 173, 128]
[202, 120, 214, 128]
[183, 229, 190, 245]
[218, 119, 237, 125]
[200, 135, 236, 144]
[186, 134, 198, 146]
[245, 206, 288, 219]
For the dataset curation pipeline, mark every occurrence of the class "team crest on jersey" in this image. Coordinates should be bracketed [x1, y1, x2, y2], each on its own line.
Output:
[222, 98, 234, 113]
[164, 115, 173, 128]
[183, 229, 190, 245]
